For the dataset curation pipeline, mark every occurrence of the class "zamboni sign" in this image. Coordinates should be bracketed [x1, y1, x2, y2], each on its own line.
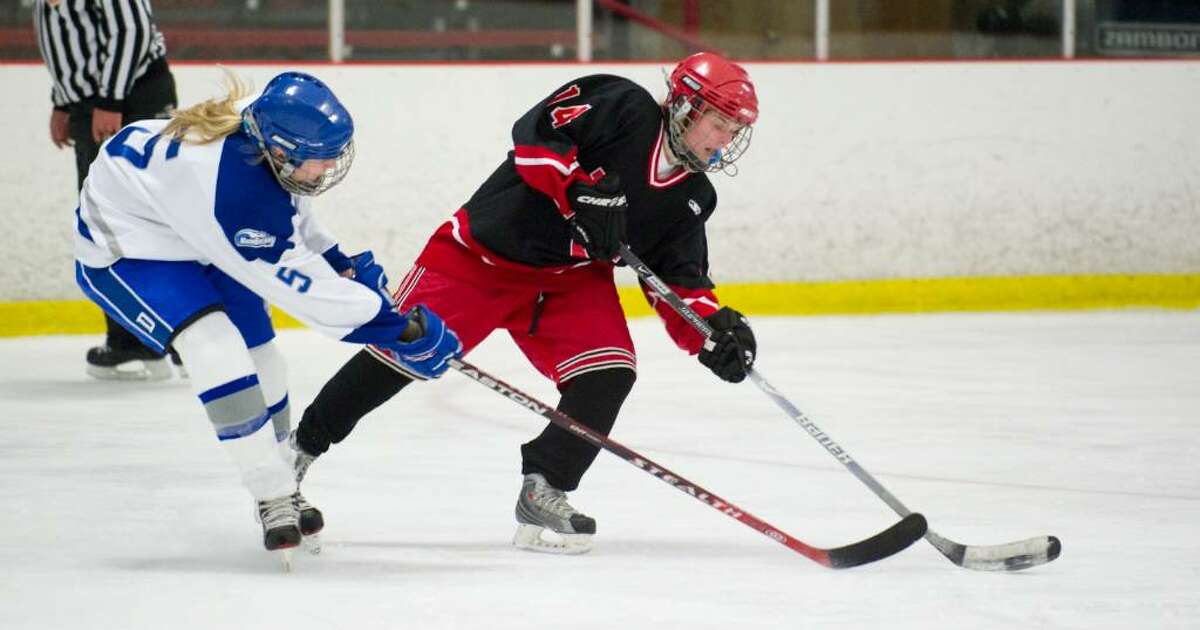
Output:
[1098, 22, 1200, 55]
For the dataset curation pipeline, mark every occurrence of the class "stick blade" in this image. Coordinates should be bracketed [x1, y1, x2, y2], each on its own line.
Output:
[938, 534, 1061, 571]
[824, 512, 928, 569]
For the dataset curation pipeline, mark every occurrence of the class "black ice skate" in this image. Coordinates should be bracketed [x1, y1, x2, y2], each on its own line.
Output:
[85, 344, 171, 381]
[168, 347, 187, 378]
[287, 432, 323, 554]
[295, 493, 324, 536]
[513, 473, 596, 554]
[256, 494, 301, 570]
[294, 492, 324, 554]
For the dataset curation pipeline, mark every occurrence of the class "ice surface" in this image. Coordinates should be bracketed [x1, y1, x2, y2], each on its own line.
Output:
[1, 311, 1197, 629]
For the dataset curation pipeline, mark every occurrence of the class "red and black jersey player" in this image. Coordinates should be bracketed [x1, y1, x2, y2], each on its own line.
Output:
[288, 52, 761, 554]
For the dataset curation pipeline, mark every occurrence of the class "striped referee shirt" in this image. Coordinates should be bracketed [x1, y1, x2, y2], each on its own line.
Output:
[33, 0, 167, 111]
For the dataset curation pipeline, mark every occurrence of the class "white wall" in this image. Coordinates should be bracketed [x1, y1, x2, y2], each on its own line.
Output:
[1, 61, 1197, 301]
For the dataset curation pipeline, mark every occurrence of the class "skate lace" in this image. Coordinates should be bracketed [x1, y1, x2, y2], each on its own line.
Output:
[532, 485, 578, 519]
[258, 495, 296, 529]
[289, 432, 317, 483]
[294, 453, 315, 483]
[293, 491, 314, 511]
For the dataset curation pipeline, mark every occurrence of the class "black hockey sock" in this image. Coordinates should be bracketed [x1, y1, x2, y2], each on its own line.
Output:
[520, 368, 636, 491]
[295, 349, 413, 456]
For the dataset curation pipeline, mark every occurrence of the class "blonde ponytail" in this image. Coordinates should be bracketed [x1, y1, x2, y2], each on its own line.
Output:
[162, 68, 253, 144]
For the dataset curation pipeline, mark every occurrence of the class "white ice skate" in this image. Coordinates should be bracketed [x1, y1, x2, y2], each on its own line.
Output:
[513, 473, 595, 555]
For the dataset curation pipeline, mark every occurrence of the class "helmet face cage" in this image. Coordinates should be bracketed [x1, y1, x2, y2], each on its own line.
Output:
[242, 111, 355, 197]
[666, 93, 754, 175]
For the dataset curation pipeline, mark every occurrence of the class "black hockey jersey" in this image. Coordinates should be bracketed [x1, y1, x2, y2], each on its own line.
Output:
[459, 74, 724, 352]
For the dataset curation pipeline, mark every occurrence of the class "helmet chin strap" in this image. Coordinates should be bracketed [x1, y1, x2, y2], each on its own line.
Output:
[663, 125, 705, 173]
[260, 145, 310, 195]
[665, 97, 724, 173]
[661, 132, 683, 167]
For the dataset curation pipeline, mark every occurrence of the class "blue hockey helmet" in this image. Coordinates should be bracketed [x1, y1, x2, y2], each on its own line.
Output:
[242, 72, 355, 196]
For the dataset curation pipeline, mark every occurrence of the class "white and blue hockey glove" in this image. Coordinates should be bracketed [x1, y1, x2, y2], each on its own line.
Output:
[349, 250, 390, 300]
[380, 304, 462, 379]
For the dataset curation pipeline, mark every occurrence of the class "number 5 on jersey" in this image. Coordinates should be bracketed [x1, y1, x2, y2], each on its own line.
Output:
[276, 267, 312, 293]
[105, 126, 182, 169]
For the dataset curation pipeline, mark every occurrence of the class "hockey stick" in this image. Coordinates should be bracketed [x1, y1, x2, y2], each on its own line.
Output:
[449, 357, 926, 569]
[617, 244, 1061, 572]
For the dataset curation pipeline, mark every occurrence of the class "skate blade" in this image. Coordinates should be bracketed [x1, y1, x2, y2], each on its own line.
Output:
[277, 548, 295, 572]
[302, 534, 322, 555]
[86, 359, 172, 382]
[513, 524, 593, 555]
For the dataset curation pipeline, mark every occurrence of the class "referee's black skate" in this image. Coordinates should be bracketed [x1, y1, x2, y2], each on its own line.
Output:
[513, 473, 596, 554]
[168, 346, 187, 378]
[256, 494, 301, 571]
[85, 344, 171, 381]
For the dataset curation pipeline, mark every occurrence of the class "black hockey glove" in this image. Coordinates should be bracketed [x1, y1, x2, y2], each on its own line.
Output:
[567, 174, 627, 260]
[698, 307, 756, 383]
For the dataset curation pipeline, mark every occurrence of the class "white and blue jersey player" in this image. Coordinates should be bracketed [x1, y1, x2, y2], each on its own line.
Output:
[72, 71, 462, 563]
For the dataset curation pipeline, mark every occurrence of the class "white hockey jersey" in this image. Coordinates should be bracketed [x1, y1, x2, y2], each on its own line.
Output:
[74, 117, 409, 345]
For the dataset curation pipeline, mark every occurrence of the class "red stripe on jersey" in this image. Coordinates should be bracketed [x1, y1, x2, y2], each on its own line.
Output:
[513, 144, 595, 219]
[642, 283, 719, 354]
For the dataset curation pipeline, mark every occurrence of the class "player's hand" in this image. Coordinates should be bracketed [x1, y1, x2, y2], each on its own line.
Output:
[50, 109, 71, 149]
[92, 107, 122, 144]
[380, 305, 463, 379]
[698, 306, 756, 383]
[567, 174, 627, 260]
[349, 250, 389, 300]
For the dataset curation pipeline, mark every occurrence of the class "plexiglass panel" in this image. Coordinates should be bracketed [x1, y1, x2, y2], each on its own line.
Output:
[4, 1, 1200, 62]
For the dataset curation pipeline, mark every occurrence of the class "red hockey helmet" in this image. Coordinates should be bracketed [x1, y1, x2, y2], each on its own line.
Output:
[665, 52, 758, 174]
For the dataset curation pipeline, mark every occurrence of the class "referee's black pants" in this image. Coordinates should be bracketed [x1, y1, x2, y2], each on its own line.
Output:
[68, 58, 178, 352]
